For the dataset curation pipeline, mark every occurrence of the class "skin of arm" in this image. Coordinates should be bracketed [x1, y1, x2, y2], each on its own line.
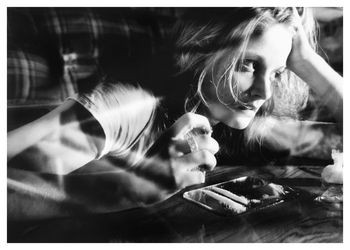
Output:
[7, 85, 218, 221]
[7, 94, 165, 221]
[7, 99, 106, 174]
[290, 52, 343, 123]
[7, 164, 168, 221]
[287, 9, 343, 124]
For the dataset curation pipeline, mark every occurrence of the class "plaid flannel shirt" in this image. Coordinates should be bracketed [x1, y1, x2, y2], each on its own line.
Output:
[7, 7, 179, 107]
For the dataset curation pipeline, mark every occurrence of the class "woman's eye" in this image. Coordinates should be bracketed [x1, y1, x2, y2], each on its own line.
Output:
[240, 60, 255, 73]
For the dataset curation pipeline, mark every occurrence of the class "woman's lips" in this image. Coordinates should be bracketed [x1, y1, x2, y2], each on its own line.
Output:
[238, 104, 255, 111]
[229, 103, 256, 111]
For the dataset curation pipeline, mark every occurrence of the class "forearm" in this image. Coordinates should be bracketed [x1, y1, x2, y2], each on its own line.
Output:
[7, 165, 167, 221]
[7, 168, 73, 221]
[8, 100, 106, 174]
[291, 53, 343, 122]
[7, 104, 62, 161]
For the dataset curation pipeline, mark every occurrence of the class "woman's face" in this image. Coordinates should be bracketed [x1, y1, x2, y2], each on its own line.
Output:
[202, 24, 293, 129]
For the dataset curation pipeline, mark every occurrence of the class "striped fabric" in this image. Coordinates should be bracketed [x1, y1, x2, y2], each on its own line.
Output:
[8, 49, 52, 105]
[7, 7, 179, 106]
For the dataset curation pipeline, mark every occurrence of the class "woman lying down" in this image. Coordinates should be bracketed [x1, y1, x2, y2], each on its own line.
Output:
[7, 7, 342, 221]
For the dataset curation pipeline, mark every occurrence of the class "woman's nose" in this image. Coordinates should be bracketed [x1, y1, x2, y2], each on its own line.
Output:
[250, 74, 273, 101]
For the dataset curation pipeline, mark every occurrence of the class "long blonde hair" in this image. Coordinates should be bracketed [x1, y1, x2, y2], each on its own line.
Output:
[174, 7, 318, 152]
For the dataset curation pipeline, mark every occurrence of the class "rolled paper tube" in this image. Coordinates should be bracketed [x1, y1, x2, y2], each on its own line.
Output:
[209, 186, 250, 206]
[201, 189, 247, 214]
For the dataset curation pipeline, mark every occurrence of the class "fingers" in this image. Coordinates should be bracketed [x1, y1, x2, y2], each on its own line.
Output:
[173, 133, 219, 155]
[175, 170, 206, 189]
[171, 149, 215, 189]
[290, 7, 309, 40]
[176, 149, 217, 172]
[170, 113, 212, 139]
[149, 113, 218, 191]
[191, 134, 219, 154]
[291, 7, 304, 26]
[292, 7, 301, 18]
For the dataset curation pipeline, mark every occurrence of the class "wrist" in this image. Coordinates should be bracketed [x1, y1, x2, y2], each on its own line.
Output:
[289, 50, 321, 76]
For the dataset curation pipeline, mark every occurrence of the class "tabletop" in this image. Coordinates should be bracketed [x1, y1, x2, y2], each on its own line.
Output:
[8, 162, 343, 243]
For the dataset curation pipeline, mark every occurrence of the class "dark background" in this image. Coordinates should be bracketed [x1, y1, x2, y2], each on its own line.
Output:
[7, 7, 343, 130]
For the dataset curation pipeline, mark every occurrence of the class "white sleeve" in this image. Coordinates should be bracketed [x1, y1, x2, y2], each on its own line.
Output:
[70, 83, 158, 159]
